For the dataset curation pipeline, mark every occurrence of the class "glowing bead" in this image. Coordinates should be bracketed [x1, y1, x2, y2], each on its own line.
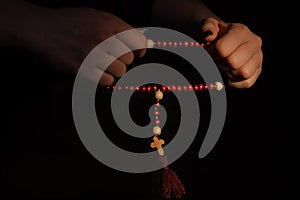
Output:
[155, 89, 163, 101]
[162, 41, 167, 47]
[146, 39, 155, 48]
[215, 82, 224, 91]
[153, 125, 161, 135]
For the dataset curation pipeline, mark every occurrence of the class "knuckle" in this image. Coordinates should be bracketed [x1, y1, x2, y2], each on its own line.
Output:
[238, 68, 251, 79]
[237, 23, 249, 33]
[227, 56, 240, 70]
[215, 40, 229, 58]
[255, 35, 263, 47]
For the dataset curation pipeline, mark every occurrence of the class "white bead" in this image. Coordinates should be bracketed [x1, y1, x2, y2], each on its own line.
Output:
[146, 39, 155, 48]
[153, 126, 161, 135]
[215, 82, 224, 91]
[155, 89, 163, 100]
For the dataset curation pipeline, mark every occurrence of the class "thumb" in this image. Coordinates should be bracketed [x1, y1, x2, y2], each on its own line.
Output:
[201, 18, 221, 42]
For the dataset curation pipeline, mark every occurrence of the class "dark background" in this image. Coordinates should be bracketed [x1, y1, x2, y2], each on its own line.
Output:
[1, 0, 292, 199]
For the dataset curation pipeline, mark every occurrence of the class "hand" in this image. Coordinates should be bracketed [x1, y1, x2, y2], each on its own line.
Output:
[30, 7, 147, 86]
[201, 18, 263, 88]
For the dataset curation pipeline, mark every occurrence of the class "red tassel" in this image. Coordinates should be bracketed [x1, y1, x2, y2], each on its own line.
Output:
[159, 155, 186, 198]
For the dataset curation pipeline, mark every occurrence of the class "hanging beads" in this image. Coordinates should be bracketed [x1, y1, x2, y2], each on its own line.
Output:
[150, 89, 165, 156]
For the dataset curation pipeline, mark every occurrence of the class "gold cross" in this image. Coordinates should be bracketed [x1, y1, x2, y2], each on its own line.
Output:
[150, 136, 165, 156]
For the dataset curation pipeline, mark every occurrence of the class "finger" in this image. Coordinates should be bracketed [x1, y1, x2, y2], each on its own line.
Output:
[112, 19, 148, 56]
[117, 28, 148, 51]
[81, 66, 115, 87]
[103, 37, 134, 65]
[119, 52, 134, 65]
[87, 47, 126, 78]
[105, 58, 127, 78]
[226, 50, 263, 80]
[134, 48, 147, 58]
[99, 71, 115, 87]
[227, 66, 262, 88]
[109, 16, 148, 52]
[201, 18, 220, 41]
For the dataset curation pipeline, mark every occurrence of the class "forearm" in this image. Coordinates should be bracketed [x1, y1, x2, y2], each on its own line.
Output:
[150, 0, 222, 26]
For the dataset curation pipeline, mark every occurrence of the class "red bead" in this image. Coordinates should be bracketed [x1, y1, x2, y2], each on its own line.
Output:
[172, 85, 176, 91]
[177, 86, 182, 91]
[183, 85, 188, 91]
[199, 84, 203, 90]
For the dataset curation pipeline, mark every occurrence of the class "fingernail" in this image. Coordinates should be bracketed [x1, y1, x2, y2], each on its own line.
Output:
[203, 30, 213, 38]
